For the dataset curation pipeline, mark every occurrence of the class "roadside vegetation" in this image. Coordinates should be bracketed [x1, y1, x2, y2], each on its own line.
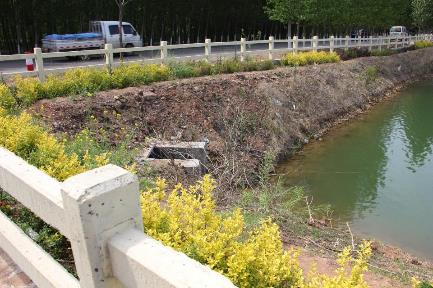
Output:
[414, 40, 433, 49]
[282, 51, 340, 66]
[3, 44, 431, 112]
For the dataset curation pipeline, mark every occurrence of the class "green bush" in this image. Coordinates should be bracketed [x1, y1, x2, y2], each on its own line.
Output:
[282, 51, 340, 66]
[362, 66, 379, 84]
[337, 48, 371, 60]
[168, 61, 200, 78]
[414, 40, 433, 49]
[370, 49, 396, 57]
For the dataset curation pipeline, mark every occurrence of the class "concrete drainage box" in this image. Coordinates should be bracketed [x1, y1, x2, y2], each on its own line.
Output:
[138, 142, 208, 176]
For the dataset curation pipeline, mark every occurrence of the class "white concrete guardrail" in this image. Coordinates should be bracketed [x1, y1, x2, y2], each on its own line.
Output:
[0, 147, 236, 288]
[0, 34, 431, 82]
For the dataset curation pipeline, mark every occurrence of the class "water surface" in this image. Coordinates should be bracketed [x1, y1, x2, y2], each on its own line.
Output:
[277, 81, 433, 259]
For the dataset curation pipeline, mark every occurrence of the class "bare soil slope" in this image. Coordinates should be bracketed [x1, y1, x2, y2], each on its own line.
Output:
[33, 48, 433, 193]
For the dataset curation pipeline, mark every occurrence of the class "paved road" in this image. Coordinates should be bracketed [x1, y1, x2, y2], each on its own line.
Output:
[0, 41, 322, 75]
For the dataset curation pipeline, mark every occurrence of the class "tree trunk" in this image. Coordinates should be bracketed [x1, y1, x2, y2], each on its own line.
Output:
[119, 5, 124, 49]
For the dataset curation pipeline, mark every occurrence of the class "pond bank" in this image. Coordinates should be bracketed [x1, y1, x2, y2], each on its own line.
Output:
[33, 47, 433, 193]
[31, 47, 433, 284]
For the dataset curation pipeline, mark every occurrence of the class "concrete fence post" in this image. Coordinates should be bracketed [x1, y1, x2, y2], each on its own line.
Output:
[240, 38, 246, 61]
[329, 36, 335, 52]
[357, 36, 362, 49]
[205, 39, 212, 62]
[379, 36, 383, 51]
[61, 165, 143, 288]
[33, 48, 45, 82]
[160, 41, 168, 63]
[368, 36, 373, 52]
[292, 36, 298, 54]
[312, 36, 318, 52]
[395, 36, 398, 49]
[268, 36, 275, 60]
[345, 35, 350, 51]
[104, 44, 114, 73]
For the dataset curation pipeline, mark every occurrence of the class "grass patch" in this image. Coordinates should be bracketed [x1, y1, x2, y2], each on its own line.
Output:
[361, 66, 379, 85]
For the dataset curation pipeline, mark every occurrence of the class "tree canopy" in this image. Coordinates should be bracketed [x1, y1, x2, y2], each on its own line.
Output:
[0, 0, 428, 54]
[265, 0, 413, 35]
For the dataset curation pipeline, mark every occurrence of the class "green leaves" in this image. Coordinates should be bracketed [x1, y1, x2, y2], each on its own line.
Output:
[265, 0, 413, 35]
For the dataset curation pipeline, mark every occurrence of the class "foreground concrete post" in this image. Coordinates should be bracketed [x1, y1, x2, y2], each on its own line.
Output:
[345, 35, 350, 51]
[240, 38, 246, 61]
[205, 39, 211, 61]
[61, 165, 143, 288]
[105, 44, 114, 74]
[33, 48, 45, 82]
[268, 36, 275, 60]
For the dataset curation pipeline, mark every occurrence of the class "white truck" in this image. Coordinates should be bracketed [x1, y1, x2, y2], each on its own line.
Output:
[42, 21, 143, 53]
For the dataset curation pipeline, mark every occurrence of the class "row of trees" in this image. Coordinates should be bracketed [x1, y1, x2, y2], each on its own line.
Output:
[266, 0, 413, 37]
[0, 0, 432, 54]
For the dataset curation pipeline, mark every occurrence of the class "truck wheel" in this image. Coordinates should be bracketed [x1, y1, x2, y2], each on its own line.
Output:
[125, 44, 135, 56]
[80, 54, 90, 61]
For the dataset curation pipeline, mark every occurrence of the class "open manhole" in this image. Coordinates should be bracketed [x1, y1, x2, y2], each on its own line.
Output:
[138, 141, 208, 176]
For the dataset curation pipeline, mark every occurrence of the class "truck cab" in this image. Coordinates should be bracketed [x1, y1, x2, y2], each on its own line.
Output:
[90, 21, 143, 48]
[390, 26, 408, 37]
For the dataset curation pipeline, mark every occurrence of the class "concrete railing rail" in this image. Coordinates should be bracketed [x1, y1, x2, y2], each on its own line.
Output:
[0, 34, 431, 82]
[0, 147, 236, 288]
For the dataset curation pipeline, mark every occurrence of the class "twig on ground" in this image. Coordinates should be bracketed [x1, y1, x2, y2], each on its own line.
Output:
[346, 222, 355, 251]
[305, 196, 314, 225]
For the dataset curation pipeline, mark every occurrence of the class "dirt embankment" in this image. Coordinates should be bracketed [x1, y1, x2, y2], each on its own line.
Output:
[32, 48, 433, 198]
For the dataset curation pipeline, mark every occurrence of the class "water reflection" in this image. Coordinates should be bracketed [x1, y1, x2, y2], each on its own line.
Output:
[277, 81, 433, 259]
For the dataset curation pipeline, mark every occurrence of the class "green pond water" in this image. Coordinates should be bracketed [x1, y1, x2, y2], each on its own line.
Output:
[277, 81, 433, 260]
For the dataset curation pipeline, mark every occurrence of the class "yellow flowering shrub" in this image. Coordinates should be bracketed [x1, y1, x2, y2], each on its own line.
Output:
[414, 40, 433, 49]
[14, 76, 42, 106]
[111, 63, 170, 87]
[412, 278, 433, 288]
[283, 51, 340, 67]
[141, 175, 373, 288]
[0, 84, 16, 110]
[304, 242, 371, 288]
[0, 108, 109, 180]
[141, 175, 304, 287]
